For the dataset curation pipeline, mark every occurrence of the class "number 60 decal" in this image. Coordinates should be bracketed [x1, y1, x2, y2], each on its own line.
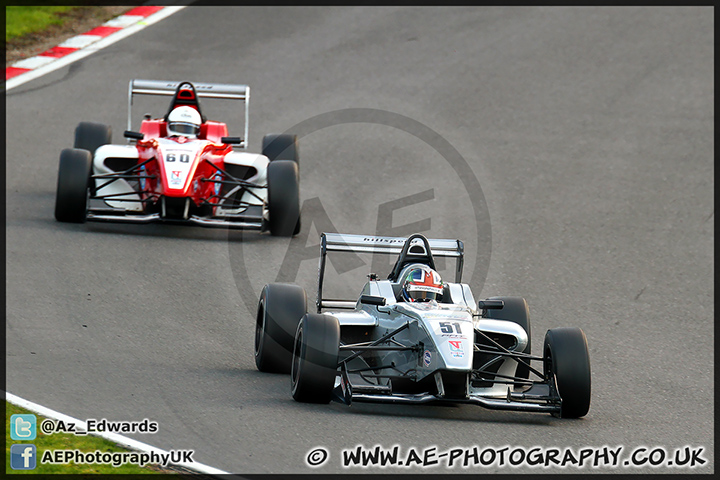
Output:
[166, 153, 190, 163]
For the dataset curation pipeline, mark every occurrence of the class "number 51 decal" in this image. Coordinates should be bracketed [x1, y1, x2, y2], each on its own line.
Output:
[438, 321, 462, 334]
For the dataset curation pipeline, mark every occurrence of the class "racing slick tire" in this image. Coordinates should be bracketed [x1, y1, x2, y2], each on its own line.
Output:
[74, 121, 112, 154]
[255, 283, 308, 373]
[74, 122, 111, 195]
[291, 313, 340, 404]
[543, 327, 591, 418]
[262, 134, 299, 165]
[267, 160, 300, 237]
[483, 296, 532, 383]
[55, 148, 92, 223]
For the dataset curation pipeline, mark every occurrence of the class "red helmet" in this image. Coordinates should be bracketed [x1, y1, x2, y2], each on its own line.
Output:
[401, 265, 443, 302]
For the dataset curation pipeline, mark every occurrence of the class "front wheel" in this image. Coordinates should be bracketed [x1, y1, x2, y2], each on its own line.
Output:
[291, 313, 340, 403]
[544, 327, 591, 418]
[55, 148, 92, 223]
[267, 160, 300, 237]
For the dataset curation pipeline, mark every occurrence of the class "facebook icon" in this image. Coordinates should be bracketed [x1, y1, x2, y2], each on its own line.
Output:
[11, 444, 37, 470]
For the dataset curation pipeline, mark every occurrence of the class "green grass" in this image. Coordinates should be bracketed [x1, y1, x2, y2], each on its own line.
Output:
[5, 6, 79, 42]
[6, 401, 164, 474]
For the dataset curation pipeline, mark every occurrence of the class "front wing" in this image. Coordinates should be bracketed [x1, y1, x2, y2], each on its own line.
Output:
[330, 321, 561, 414]
[87, 147, 267, 230]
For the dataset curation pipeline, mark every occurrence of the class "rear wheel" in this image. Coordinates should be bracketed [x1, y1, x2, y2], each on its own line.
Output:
[262, 134, 298, 165]
[55, 148, 92, 223]
[255, 283, 307, 373]
[74, 121, 112, 154]
[267, 160, 300, 237]
[74, 122, 111, 195]
[483, 296, 532, 383]
[291, 313, 340, 403]
[544, 327, 591, 418]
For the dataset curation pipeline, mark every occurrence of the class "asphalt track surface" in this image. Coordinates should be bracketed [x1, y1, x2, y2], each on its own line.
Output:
[5, 6, 713, 475]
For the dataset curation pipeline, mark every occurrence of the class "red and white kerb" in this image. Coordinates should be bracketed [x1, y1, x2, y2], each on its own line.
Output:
[6, 6, 166, 80]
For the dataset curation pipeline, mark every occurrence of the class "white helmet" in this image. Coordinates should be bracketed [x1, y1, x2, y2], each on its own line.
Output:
[167, 106, 201, 138]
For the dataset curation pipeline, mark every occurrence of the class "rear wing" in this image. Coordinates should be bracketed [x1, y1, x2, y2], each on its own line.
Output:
[317, 232, 464, 312]
[127, 79, 250, 148]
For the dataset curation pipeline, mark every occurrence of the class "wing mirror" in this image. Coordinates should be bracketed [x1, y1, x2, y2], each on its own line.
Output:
[478, 299, 504, 310]
[359, 295, 387, 306]
[124, 130, 144, 140]
[220, 136, 243, 145]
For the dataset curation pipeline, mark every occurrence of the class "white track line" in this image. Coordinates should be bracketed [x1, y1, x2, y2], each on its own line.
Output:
[6, 391, 230, 475]
[5, 6, 186, 92]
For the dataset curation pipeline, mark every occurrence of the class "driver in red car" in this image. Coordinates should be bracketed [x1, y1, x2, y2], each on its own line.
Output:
[166, 105, 202, 140]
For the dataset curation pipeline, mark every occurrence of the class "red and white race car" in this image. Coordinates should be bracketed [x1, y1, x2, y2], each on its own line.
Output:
[54, 79, 300, 236]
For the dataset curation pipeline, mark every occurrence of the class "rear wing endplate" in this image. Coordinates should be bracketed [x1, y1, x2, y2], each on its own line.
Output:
[317, 232, 465, 312]
[128, 79, 250, 147]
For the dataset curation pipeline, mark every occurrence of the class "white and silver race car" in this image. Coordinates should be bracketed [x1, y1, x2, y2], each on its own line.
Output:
[54, 79, 300, 236]
[255, 233, 592, 418]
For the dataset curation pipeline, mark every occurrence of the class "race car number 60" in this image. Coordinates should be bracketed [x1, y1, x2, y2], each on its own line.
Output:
[165, 153, 189, 162]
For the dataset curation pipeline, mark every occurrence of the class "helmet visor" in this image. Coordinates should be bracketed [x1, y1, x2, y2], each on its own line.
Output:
[406, 284, 443, 302]
[169, 122, 199, 135]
